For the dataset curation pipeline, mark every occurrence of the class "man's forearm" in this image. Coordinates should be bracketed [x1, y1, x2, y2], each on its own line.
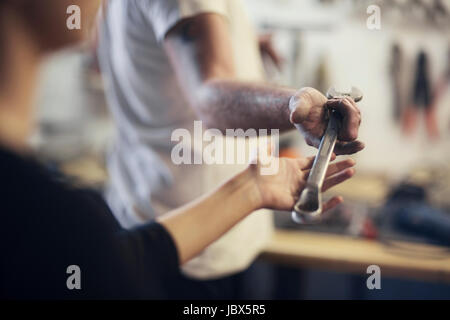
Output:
[196, 79, 296, 132]
[164, 14, 296, 133]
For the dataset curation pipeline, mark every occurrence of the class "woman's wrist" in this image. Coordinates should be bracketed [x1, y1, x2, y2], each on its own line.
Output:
[159, 166, 265, 264]
[223, 166, 264, 213]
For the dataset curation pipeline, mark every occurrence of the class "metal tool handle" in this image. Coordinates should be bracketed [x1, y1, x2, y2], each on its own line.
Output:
[292, 110, 340, 223]
[304, 111, 340, 190]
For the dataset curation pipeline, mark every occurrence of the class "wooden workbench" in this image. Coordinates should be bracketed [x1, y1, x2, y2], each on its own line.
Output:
[260, 230, 450, 283]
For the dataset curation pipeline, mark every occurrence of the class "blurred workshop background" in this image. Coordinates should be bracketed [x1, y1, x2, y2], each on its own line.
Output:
[33, 0, 450, 299]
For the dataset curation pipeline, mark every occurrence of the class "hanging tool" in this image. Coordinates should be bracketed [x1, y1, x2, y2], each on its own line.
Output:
[292, 86, 363, 224]
[390, 43, 405, 122]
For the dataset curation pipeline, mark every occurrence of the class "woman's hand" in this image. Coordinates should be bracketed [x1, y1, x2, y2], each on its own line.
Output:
[160, 149, 356, 264]
[249, 154, 356, 212]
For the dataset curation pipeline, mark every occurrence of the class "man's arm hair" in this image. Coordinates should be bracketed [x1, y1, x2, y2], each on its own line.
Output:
[164, 13, 295, 132]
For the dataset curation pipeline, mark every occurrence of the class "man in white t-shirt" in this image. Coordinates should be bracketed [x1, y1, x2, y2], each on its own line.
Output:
[98, 0, 364, 298]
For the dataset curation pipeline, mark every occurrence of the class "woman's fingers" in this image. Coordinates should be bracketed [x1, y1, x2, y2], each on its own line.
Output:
[322, 196, 344, 212]
[302, 158, 355, 176]
[296, 158, 354, 216]
[322, 168, 355, 192]
[298, 156, 315, 170]
[325, 159, 355, 177]
[299, 153, 337, 170]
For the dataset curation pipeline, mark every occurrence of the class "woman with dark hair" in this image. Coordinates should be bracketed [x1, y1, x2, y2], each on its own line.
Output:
[0, 0, 356, 299]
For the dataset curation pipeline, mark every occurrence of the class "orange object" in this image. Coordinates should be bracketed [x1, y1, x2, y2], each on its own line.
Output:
[279, 148, 302, 159]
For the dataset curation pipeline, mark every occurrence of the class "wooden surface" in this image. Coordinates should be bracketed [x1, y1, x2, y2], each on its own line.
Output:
[326, 173, 389, 206]
[260, 230, 450, 283]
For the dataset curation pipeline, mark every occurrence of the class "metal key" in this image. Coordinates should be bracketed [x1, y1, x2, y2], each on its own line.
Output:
[292, 86, 363, 224]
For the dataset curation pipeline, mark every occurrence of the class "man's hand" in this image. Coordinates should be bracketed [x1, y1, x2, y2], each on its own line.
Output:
[289, 87, 365, 155]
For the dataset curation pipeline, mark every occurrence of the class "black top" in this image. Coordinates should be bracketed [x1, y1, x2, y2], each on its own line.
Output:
[0, 147, 179, 299]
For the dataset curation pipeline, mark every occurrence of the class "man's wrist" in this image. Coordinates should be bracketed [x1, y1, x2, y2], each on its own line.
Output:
[288, 89, 311, 123]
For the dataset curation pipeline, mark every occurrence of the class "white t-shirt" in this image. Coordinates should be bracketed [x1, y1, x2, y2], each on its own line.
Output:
[98, 0, 273, 279]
